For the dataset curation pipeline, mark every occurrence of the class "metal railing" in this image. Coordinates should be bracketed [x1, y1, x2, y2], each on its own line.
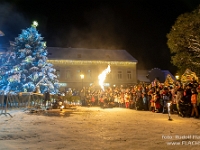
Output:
[0, 92, 82, 117]
[0, 92, 44, 117]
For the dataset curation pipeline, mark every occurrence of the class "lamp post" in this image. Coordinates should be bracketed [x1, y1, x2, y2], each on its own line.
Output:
[80, 74, 84, 89]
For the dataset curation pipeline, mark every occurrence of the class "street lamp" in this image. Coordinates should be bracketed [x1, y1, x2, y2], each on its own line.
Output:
[80, 74, 84, 89]
[175, 73, 179, 80]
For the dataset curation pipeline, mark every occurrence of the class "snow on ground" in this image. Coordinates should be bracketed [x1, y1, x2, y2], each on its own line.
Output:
[0, 107, 200, 150]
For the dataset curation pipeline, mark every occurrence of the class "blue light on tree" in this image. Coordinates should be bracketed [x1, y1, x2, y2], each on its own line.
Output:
[0, 21, 59, 94]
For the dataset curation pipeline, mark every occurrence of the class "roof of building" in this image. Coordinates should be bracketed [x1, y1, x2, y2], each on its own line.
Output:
[47, 47, 138, 62]
[137, 69, 176, 83]
[162, 70, 176, 81]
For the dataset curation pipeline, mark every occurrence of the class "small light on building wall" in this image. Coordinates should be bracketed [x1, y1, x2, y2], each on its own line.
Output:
[80, 74, 84, 79]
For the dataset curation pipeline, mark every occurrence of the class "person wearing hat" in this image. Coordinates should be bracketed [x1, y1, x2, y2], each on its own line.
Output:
[162, 87, 171, 114]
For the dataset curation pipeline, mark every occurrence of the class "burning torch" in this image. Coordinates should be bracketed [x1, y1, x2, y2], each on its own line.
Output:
[98, 64, 111, 91]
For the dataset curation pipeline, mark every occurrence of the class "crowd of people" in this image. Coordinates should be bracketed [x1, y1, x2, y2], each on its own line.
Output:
[62, 79, 200, 119]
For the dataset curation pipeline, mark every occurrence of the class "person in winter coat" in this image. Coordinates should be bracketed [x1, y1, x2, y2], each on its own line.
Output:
[91, 94, 95, 106]
[175, 86, 184, 115]
[154, 92, 161, 113]
[113, 93, 119, 107]
[124, 93, 130, 108]
[162, 87, 171, 114]
[99, 96, 104, 107]
[197, 87, 200, 115]
[142, 93, 148, 110]
[150, 93, 155, 112]
[184, 84, 192, 104]
[191, 88, 199, 118]
[147, 90, 153, 111]
[80, 89, 86, 106]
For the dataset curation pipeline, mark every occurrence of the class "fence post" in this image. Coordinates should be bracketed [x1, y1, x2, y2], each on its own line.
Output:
[0, 92, 12, 117]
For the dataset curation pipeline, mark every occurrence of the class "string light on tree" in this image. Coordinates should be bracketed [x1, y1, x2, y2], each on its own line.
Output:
[0, 22, 59, 94]
[43, 42, 46, 48]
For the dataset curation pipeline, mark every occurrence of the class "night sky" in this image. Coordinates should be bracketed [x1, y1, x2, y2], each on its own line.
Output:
[0, 0, 200, 74]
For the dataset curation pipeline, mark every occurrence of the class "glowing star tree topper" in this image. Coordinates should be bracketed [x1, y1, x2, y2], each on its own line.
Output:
[32, 21, 38, 28]
[98, 64, 111, 91]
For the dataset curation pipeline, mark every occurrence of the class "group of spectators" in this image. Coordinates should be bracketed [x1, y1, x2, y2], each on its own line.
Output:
[64, 80, 200, 119]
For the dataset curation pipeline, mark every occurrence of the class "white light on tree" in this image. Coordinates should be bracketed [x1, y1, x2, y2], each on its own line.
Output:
[32, 21, 38, 28]
[98, 64, 111, 91]
[43, 42, 46, 47]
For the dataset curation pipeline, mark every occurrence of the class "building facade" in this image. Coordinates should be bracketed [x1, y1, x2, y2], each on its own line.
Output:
[47, 47, 138, 91]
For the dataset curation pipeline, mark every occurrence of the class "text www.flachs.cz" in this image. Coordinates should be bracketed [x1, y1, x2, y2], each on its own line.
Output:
[166, 141, 200, 146]
[166, 142, 181, 145]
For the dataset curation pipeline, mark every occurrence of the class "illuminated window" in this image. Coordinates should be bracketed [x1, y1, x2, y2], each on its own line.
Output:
[56, 69, 60, 78]
[66, 70, 71, 79]
[118, 71, 122, 79]
[88, 70, 92, 78]
[127, 71, 132, 79]
[59, 83, 67, 87]
[77, 70, 81, 78]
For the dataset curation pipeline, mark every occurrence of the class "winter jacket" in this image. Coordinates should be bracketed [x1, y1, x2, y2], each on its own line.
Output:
[176, 88, 184, 103]
[191, 93, 197, 104]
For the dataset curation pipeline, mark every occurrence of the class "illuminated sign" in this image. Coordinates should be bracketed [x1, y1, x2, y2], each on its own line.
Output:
[59, 83, 67, 87]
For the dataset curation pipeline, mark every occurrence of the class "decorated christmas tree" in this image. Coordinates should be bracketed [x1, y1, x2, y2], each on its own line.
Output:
[0, 21, 59, 94]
